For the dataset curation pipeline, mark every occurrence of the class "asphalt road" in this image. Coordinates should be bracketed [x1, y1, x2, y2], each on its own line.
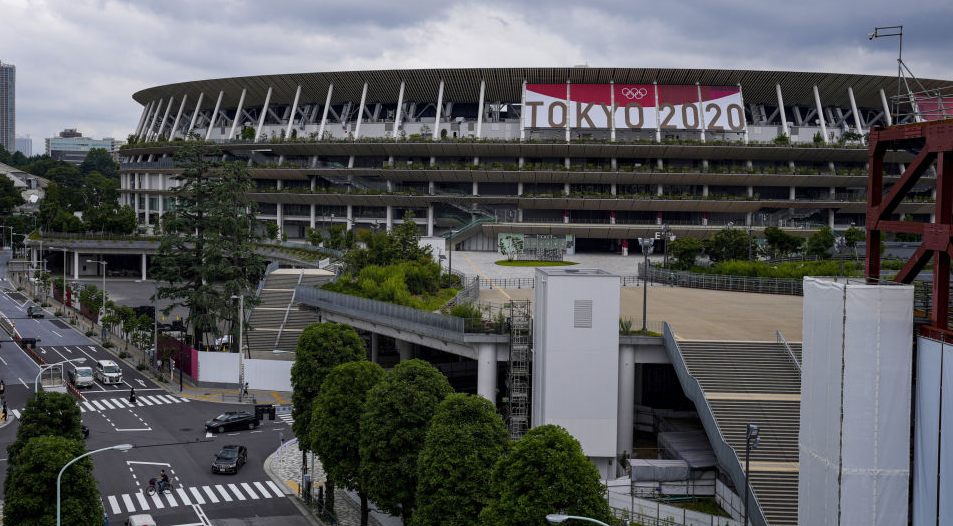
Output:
[0, 251, 309, 526]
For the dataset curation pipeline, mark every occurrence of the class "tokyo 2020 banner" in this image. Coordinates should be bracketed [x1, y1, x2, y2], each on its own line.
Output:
[522, 83, 745, 131]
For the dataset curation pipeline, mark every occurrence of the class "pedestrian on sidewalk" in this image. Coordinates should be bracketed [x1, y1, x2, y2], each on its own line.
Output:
[243, 382, 249, 397]
[129, 386, 137, 404]
[2, 400, 7, 422]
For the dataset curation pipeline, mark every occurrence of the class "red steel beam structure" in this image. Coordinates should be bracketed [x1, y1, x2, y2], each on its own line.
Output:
[866, 120, 953, 329]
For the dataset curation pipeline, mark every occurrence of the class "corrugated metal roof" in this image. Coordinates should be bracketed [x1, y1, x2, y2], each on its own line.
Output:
[132, 68, 952, 111]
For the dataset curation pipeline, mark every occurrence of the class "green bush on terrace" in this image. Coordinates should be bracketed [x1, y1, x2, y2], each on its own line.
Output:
[323, 259, 457, 311]
[688, 259, 862, 278]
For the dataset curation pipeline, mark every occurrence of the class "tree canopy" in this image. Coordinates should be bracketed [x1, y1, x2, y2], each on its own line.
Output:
[806, 227, 836, 258]
[667, 237, 704, 270]
[290, 323, 366, 452]
[413, 393, 509, 526]
[6, 392, 83, 465]
[312, 360, 385, 526]
[360, 359, 454, 524]
[78, 148, 118, 179]
[480, 425, 613, 526]
[703, 227, 753, 263]
[763, 226, 803, 259]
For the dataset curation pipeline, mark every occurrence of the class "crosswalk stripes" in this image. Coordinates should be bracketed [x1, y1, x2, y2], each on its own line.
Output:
[105, 481, 284, 515]
[76, 395, 190, 413]
[277, 413, 294, 426]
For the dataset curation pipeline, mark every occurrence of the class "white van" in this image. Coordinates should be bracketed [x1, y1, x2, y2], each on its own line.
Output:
[94, 360, 123, 384]
[125, 514, 156, 526]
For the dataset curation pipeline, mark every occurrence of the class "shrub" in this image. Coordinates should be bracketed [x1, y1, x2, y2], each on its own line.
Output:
[118, 351, 130, 359]
[136, 363, 147, 371]
[84, 330, 94, 337]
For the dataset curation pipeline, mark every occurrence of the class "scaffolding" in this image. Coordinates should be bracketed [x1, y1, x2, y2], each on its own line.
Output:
[506, 300, 532, 440]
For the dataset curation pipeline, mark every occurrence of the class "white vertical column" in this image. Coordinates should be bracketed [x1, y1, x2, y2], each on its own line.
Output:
[318, 84, 334, 140]
[477, 343, 497, 406]
[386, 206, 393, 231]
[393, 81, 405, 141]
[169, 96, 188, 139]
[653, 82, 661, 142]
[310, 205, 315, 229]
[353, 82, 368, 139]
[776, 84, 789, 137]
[255, 87, 273, 140]
[565, 80, 571, 142]
[73, 251, 79, 280]
[156, 97, 175, 138]
[146, 98, 164, 140]
[205, 91, 224, 140]
[880, 89, 893, 126]
[432, 80, 445, 141]
[228, 89, 248, 140]
[141, 100, 160, 139]
[610, 80, 616, 142]
[141, 253, 147, 281]
[617, 344, 635, 455]
[186, 92, 204, 137]
[134, 101, 153, 137]
[427, 206, 434, 237]
[847, 87, 864, 134]
[696, 83, 707, 143]
[346, 205, 353, 231]
[285, 85, 302, 139]
[474, 78, 485, 165]
[738, 83, 749, 144]
[520, 80, 527, 142]
[812, 85, 828, 144]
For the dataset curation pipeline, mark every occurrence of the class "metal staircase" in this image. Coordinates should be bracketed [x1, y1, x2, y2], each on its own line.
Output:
[506, 300, 532, 440]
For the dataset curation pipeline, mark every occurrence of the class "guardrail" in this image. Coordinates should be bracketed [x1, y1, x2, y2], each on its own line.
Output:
[295, 286, 465, 334]
[640, 264, 803, 296]
[478, 277, 536, 290]
[777, 330, 801, 374]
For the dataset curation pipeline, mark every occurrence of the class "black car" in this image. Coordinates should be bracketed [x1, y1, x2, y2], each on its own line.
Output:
[211, 445, 247, 474]
[205, 411, 259, 433]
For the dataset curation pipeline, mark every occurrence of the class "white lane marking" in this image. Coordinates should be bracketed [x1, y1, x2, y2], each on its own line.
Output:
[214, 484, 233, 502]
[18, 377, 27, 388]
[139, 396, 155, 406]
[80, 406, 86, 413]
[99, 399, 116, 410]
[227, 483, 246, 500]
[156, 395, 177, 404]
[265, 480, 285, 497]
[108, 495, 122, 514]
[82, 401, 95, 412]
[51, 330, 63, 337]
[240, 482, 258, 499]
[135, 378, 146, 387]
[189, 486, 206, 505]
[164, 490, 178, 507]
[150, 491, 164, 509]
[121, 493, 136, 512]
[126, 460, 171, 466]
[205, 432, 214, 438]
[135, 491, 150, 511]
[118, 398, 133, 407]
[114, 427, 153, 432]
[90, 400, 107, 411]
[176, 487, 192, 505]
[253, 481, 271, 499]
[167, 395, 185, 403]
[0, 354, 7, 365]
[202, 485, 220, 503]
[11, 409, 20, 419]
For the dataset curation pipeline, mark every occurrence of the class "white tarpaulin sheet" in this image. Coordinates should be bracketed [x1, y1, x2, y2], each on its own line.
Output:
[799, 278, 913, 526]
[913, 337, 941, 526]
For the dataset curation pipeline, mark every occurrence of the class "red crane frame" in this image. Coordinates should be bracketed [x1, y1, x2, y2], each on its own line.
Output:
[866, 120, 953, 330]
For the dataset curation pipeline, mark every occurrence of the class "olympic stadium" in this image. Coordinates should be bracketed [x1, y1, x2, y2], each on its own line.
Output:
[66, 68, 947, 526]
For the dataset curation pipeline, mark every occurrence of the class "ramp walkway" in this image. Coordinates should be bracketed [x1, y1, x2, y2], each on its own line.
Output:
[663, 329, 801, 526]
[246, 268, 332, 357]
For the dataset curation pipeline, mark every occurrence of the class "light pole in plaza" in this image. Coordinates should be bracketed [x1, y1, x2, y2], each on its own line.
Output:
[57, 443, 133, 526]
[231, 294, 245, 401]
[638, 237, 655, 332]
[744, 424, 761, 526]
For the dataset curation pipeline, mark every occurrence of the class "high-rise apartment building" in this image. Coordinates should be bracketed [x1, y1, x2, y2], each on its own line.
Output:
[15, 136, 31, 157]
[0, 61, 14, 153]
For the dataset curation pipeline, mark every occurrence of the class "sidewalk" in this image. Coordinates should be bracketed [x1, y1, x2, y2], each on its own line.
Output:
[9, 271, 291, 405]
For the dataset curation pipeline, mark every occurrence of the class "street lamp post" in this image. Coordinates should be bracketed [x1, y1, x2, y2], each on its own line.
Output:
[661, 224, 671, 268]
[447, 228, 456, 288]
[231, 294, 245, 401]
[545, 514, 610, 526]
[86, 260, 107, 325]
[35, 358, 86, 393]
[744, 424, 761, 526]
[136, 280, 159, 367]
[638, 237, 654, 332]
[57, 443, 133, 526]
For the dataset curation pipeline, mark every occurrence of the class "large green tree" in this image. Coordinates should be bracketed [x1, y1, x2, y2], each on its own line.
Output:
[360, 359, 454, 524]
[844, 225, 864, 259]
[806, 227, 836, 258]
[667, 237, 704, 270]
[480, 425, 613, 526]
[79, 147, 119, 179]
[4, 435, 104, 526]
[704, 227, 753, 263]
[312, 361, 385, 526]
[151, 142, 267, 348]
[413, 393, 509, 526]
[763, 226, 803, 259]
[6, 392, 83, 466]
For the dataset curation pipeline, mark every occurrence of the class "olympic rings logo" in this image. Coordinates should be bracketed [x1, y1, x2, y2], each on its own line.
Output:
[620, 87, 648, 100]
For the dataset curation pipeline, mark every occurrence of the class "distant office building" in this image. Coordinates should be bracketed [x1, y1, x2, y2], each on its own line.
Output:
[15, 136, 31, 157]
[0, 61, 14, 153]
[45, 129, 124, 164]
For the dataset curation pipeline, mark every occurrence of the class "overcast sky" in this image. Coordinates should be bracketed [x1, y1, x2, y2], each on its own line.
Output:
[2, 0, 951, 148]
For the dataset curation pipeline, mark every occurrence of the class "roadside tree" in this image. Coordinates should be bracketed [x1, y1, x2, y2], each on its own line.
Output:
[480, 425, 613, 526]
[6, 391, 83, 471]
[311, 361, 385, 526]
[360, 359, 453, 524]
[762, 226, 803, 259]
[413, 393, 509, 526]
[806, 227, 836, 258]
[667, 237, 704, 269]
[704, 227, 753, 263]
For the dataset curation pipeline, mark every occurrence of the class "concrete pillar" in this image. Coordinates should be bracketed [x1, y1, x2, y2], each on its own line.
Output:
[828, 209, 835, 228]
[611, 183, 617, 196]
[564, 182, 570, 196]
[477, 343, 497, 406]
[370, 333, 380, 363]
[789, 186, 796, 200]
[617, 345, 636, 455]
[277, 204, 284, 236]
[517, 182, 524, 196]
[830, 187, 836, 199]
[656, 158, 663, 170]
[746, 212, 753, 226]
[472, 181, 479, 196]
[346, 205, 353, 231]
[429, 181, 435, 195]
[812, 85, 828, 144]
[386, 206, 394, 231]
[73, 251, 79, 280]
[703, 185, 709, 197]
[141, 253, 147, 281]
[657, 184, 664, 197]
[310, 205, 316, 229]
[747, 186, 754, 198]
[397, 340, 413, 361]
[427, 206, 434, 237]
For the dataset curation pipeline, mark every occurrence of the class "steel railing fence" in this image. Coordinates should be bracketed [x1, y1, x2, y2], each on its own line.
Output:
[776, 330, 801, 373]
[294, 286, 465, 334]
[639, 264, 803, 296]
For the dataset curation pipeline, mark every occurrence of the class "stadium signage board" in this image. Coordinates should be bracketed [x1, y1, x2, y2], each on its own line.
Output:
[523, 83, 745, 131]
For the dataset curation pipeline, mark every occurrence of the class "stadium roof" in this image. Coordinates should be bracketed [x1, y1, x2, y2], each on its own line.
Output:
[132, 67, 952, 112]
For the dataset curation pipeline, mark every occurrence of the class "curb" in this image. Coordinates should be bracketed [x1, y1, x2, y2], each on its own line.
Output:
[264, 447, 325, 526]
